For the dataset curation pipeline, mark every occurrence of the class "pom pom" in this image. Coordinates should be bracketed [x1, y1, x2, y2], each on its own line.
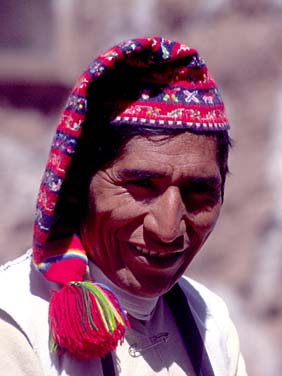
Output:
[49, 281, 129, 359]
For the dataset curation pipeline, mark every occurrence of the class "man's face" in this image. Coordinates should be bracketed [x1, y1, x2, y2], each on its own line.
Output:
[80, 132, 222, 297]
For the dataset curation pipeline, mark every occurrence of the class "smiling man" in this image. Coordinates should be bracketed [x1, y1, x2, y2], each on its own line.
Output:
[81, 132, 222, 298]
[0, 37, 247, 375]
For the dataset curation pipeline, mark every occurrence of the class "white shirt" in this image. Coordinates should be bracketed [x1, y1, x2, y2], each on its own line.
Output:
[0, 250, 247, 375]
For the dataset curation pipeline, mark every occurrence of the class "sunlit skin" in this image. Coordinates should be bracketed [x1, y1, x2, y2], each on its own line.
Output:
[80, 132, 223, 297]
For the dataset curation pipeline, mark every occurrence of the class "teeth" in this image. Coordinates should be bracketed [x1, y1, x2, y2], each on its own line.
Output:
[135, 246, 153, 256]
[134, 245, 183, 258]
[135, 246, 149, 255]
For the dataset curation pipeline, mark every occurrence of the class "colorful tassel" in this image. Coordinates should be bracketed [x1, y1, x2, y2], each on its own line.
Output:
[49, 281, 129, 359]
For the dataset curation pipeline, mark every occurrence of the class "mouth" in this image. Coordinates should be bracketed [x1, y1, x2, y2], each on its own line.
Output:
[128, 243, 185, 266]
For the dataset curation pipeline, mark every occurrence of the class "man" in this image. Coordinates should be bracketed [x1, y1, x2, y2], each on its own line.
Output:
[0, 37, 247, 375]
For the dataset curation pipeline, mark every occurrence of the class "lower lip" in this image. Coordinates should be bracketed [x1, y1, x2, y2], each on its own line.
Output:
[128, 244, 185, 268]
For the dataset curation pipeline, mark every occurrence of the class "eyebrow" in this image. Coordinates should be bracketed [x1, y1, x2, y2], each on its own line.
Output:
[185, 176, 221, 187]
[118, 169, 221, 187]
[117, 169, 163, 180]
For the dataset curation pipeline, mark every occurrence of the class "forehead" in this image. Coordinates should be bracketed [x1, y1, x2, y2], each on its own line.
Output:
[112, 132, 219, 180]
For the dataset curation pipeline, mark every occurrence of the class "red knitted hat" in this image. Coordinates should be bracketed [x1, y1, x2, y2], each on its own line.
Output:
[32, 36, 229, 359]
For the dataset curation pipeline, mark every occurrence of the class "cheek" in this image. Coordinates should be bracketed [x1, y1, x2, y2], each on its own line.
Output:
[189, 205, 221, 237]
[89, 182, 139, 217]
[85, 191, 146, 243]
[96, 185, 148, 219]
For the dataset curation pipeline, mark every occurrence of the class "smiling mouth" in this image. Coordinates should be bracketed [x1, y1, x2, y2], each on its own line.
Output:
[130, 244, 185, 262]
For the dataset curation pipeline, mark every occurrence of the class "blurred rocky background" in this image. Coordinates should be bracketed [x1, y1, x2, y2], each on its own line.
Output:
[0, 0, 282, 374]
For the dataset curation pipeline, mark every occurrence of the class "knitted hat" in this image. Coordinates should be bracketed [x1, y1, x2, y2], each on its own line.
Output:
[32, 36, 229, 359]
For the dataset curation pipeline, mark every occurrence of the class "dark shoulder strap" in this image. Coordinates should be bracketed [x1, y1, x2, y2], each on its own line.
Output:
[165, 283, 215, 376]
[101, 351, 116, 376]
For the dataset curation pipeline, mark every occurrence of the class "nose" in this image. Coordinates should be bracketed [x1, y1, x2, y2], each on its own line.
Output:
[144, 186, 187, 243]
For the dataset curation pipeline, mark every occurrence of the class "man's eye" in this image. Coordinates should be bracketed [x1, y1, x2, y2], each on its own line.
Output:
[193, 195, 218, 207]
[181, 187, 221, 212]
[124, 179, 158, 201]
[126, 179, 154, 189]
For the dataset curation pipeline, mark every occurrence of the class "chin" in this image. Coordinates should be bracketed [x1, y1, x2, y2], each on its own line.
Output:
[116, 269, 178, 297]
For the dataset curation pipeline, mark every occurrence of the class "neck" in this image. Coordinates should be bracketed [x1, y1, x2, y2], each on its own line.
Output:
[88, 262, 159, 321]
